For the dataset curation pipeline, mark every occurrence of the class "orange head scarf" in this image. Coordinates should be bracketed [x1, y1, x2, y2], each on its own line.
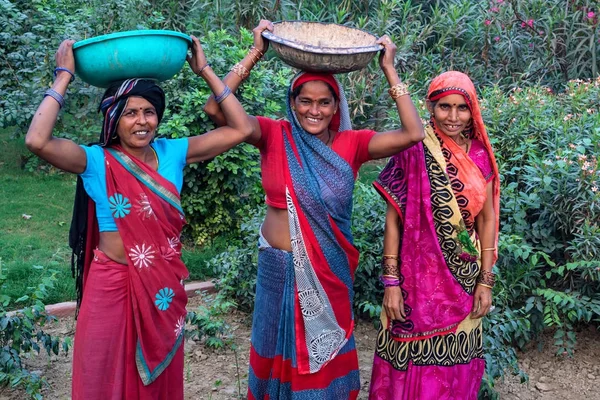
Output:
[427, 71, 500, 262]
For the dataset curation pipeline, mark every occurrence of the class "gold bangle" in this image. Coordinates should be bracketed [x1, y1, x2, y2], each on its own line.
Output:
[231, 63, 250, 80]
[477, 283, 494, 289]
[482, 247, 497, 252]
[250, 45, 264, 57]
[388, 82, 410, 99]
[383, 254, 399, 258]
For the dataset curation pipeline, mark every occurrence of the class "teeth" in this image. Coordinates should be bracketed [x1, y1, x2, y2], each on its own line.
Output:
[134, 131, 148, 135]
[307, 118, 318, 123]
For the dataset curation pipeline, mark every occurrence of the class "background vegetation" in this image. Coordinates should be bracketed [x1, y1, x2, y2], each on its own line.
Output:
[1, 0, 599, 398]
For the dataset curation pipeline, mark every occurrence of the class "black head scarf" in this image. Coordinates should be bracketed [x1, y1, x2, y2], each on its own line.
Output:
[69, 79, 166, 309]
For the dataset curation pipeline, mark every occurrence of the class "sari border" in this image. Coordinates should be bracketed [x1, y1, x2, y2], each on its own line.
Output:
[136, 331, 184, 385]
[106, 148, 184, 215]
[373, 180, 405, 225]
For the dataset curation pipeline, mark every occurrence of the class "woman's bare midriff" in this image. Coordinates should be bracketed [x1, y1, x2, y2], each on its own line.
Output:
[98, 231, 128, 265]
[262, 205, 292, 251]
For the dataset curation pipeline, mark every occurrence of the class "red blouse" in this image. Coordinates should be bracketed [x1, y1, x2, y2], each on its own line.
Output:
[254, 116, 377, 209]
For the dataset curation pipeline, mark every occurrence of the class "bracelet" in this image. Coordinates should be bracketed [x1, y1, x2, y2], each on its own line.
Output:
[197, 63, 211, 76]
[250, 45, 264, 57]
[382, 262, 400, 278]
[383, 254, 399, 259]
[481, 247, 497, 252]
[54, 67, 75, 83]
[248, 46, 264, 65]
[379, 275, 400, 287]
[231, 63, 250, 80]
[44, 88, 65, 108]
[214, 85, 232, 104]
[477, 283, 494, 289]
[476, 270, 496, 287]
[388, 82, 410, 99]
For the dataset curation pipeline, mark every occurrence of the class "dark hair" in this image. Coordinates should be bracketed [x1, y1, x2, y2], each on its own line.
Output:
[291, 82, 339, 103]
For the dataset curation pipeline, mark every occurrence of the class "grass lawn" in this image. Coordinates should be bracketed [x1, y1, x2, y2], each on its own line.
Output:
[0, 128, 219, 307]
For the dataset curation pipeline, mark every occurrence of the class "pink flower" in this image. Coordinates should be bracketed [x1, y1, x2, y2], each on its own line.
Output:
[485, 19, 492, 26]
[497, 0, 504, 3]
[521, 22, 526, 28]
[588, 11, 595, 19]
[528, 19, 534, 28]
[490, 6, 499, 12]
[529, 43, 534, 48]
[494, 36, 501, 42]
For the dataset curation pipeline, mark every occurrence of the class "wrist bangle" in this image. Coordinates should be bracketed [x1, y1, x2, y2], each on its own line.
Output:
[44, 88, 65, 108]
[477, 283, 494, 289]
[231, 63, 250, 80]
[388, 82, 410, 99]
[476, 270, 496, 287]
[54, 67, 75, 83]
[482, 247, 497, 252]
[214, 85, 232, 104]
[379, 275, 400, 287]
[197, 63, 211, 76]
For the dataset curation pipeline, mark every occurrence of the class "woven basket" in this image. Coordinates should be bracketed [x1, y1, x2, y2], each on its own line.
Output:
[262, 21, 382, 73]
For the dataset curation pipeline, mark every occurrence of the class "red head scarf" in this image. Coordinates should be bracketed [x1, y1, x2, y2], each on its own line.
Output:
[291, 72, 342, 132]
[427, 71, 500, 262]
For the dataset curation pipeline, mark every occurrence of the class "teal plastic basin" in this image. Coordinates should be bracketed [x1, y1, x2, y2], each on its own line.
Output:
[73, 30, 192, 88]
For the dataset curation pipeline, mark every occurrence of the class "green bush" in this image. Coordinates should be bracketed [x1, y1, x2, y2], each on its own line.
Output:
[0, 262, 71, 400]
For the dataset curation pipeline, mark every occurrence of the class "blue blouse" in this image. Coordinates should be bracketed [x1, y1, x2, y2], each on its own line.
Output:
[79, 138, 188, 232]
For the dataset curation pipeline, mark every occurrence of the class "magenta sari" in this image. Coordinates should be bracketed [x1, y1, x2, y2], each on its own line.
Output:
[368, 126, 489, 400]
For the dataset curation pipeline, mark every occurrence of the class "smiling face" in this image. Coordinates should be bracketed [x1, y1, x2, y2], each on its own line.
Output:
[291, 80, 338, 137]
[429, 93, 472, 139]
[115, 96, 158, 150]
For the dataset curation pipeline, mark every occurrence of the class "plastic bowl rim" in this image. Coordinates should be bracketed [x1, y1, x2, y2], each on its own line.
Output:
[262, 21, 383, 55]
[73, 29, 192, 49]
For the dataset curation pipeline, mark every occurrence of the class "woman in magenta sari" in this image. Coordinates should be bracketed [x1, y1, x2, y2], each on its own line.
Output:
[25, 38, 253, 399]
[369, 71, 500, 400]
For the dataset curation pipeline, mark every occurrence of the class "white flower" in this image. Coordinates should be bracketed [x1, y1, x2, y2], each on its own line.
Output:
[129, 243, 156, 269]
[135, 194, 157, 220]
[168, 236, 181, 253]
[174, 316, 185, 338]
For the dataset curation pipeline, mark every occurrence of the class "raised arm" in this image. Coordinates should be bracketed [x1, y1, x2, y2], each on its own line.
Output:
[203, 20, 274, 146]
[184, 36, 255, 164]
[25, 40, 87, 174]
[367, 36, 425, 160]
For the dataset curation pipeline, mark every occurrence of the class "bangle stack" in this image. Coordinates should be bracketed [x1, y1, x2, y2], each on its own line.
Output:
[388, 82, 410, 99]
[380, 254, 401, 287]
[231, 63, 250, 80]
[54, 67, 75, 83]
[476, 270, 496, 289]
[44, 88, 65, 108]
[214, 85, 232, 104]
[248, 46, 264, 65]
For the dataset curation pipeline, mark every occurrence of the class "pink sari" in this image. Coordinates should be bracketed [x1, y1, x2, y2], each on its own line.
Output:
[369, 72, 500, 400]
[72, 146, 188, 399]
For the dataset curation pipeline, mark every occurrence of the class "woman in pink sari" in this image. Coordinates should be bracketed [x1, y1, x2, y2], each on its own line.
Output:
[369, 71, 500, 400]
[25, 37, 253, 399]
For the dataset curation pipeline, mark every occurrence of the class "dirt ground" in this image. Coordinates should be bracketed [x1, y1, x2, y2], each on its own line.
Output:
[2, 297, 599, 400]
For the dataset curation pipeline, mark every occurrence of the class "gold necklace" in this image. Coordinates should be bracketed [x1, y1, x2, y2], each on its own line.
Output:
[150, 147, 159, 170]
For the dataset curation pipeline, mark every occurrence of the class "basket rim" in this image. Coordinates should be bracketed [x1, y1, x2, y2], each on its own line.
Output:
[262, 21, 383, 55]
[73, 30, 192, 49]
